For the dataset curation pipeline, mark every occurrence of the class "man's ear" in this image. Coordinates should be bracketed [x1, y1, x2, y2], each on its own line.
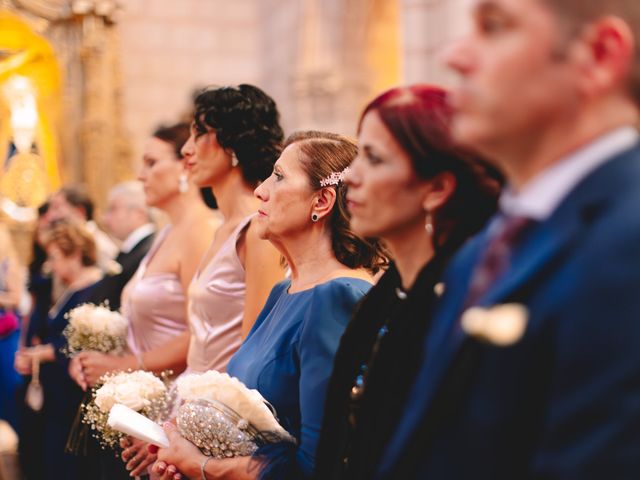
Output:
[573, 16, 635, 98]
[422, 172, 457, 212]
[311, 187, 338, 221]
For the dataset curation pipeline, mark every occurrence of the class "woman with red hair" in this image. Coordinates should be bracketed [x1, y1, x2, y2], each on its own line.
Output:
[314, 85, 501, 480]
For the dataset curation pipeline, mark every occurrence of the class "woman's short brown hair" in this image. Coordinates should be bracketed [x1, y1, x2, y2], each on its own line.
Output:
[44, 220, 97, 267]
[285, 131, 387, 273]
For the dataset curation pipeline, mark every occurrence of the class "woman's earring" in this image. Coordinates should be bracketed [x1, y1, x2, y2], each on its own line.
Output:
[425, 211, 434, 236]
[311, 213, 319, 222]
[178, 172, 189, 194]
[231, 154, 239, 167]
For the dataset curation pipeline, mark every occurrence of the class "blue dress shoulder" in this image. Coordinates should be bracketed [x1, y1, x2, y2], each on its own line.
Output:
[227, 277, 371, 479]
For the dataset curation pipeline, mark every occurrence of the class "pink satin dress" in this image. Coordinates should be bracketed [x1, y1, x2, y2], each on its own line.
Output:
[125, 226, 188, 357]
[186, 214, 254, 373]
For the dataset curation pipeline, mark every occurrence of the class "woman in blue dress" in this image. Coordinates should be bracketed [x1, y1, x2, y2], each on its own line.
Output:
[152, 131, 387, 480]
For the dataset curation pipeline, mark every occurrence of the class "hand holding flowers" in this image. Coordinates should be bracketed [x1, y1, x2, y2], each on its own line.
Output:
[83, 370, 170, 450]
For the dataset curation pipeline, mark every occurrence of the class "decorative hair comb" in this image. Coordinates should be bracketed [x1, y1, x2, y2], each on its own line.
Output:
[320, 167, 350, 187]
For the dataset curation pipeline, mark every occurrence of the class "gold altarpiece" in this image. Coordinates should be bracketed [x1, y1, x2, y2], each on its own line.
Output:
[0, 0, 132, 261]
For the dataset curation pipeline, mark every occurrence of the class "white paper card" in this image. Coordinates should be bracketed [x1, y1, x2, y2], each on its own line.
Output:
[107, 403, 169, 448]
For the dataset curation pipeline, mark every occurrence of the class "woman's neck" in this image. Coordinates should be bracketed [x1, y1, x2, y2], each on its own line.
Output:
[210, 169, 258, 223]
[384, 223, 434, 291]
[277, 227, 362, 293]
[64, 264, 102, 291]
[161, 189, 204, 224]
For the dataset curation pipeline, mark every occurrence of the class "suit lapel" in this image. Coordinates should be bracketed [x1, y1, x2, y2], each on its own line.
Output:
[419, 146, 640, 411]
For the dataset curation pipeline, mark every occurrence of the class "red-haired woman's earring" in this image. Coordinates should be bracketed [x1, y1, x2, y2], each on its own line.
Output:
[425, 211, 434, 236]
[311, 213, 319, 222]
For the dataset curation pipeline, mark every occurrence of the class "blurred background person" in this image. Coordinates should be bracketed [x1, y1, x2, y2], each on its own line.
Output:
[47, 184, 119, 275]
[153, 131, 385, 480]
[24, 202, 52, 349]
[0, 223, 26, 433]
[315, 85, 500, 480]
[14, 220, 102, 480]
[87, 180, 156, 311]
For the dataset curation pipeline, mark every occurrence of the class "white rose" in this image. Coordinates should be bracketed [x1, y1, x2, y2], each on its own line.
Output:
[114, 383, 150, 411]
[95, 383, 116, 412]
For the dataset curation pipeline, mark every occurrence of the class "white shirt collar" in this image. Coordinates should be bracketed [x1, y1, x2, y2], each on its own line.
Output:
[120, 223, 155, 254]
[499, 126, 639, 220]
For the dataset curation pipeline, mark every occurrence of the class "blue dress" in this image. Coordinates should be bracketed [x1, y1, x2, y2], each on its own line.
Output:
[227, 277, 371, 479]
[18, 283, 98, 480]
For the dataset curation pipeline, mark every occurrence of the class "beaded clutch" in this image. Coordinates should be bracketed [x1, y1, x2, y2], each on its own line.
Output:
[177, 399, 269, 458]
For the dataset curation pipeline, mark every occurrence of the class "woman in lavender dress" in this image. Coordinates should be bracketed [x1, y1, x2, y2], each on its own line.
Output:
[69, 123, 219, 477]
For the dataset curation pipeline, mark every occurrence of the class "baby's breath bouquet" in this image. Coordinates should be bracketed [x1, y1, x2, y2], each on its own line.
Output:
[62, 303, 128, 357]
[83, 370, 171, 450]
[176, 371, 295, 459]
[64, 303, 130, 456]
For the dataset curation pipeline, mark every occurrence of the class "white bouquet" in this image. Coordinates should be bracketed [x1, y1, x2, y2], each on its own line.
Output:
[62, 303, 128, 357]
[176, 371, 295, 458]
[83, 370, 171, 450]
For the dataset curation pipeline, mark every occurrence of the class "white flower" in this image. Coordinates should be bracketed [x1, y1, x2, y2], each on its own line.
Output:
[68, 304, 128, 337]
[114, 383, 150, 411]
[94, 370, 166, 413]
[461, 303, 529, 346]
[63, 303, 129, 356]
[95, 383, 116, 412]
[177, 371, 292, 439]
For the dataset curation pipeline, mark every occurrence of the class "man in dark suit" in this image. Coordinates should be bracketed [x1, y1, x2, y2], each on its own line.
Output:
[88, 181, 155, 311]
[375, 1, 640, 479]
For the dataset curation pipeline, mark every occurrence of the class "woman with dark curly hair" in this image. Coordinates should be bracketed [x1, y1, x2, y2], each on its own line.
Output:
[314, 85, 501, 480]
[152, 131, 386, 480]
[179, 84, 285, 374]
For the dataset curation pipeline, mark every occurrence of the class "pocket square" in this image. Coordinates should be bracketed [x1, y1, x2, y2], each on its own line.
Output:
[461, 303, 528, 346]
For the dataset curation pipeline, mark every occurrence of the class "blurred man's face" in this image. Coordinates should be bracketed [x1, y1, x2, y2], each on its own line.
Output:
[103, 195, 136, 242]
[445, 0, 581, 160]
[48, 192, 84, 222]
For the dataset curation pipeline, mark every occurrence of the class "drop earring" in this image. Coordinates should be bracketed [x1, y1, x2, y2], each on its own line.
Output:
[311, 213, 319, 222]
[425, 211, 434, 236]
[178, 172, 189, 194]
[231, 154, 239, 167]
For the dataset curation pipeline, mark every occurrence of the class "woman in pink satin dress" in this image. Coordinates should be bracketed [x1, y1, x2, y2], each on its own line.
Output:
[69, 123, 219, 476]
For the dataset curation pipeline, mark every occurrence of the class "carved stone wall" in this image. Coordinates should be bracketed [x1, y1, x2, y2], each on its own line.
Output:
[401, 0, 465, 86]
[259, 0, 401, 137]
[117, 0, 261, 165]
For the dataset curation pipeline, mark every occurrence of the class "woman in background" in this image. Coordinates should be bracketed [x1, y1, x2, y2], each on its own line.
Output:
[0, 223, 25, 432]
[69, 123, 219, 477]
[15, 220, 102, 480]
[315, 85, 501, 480]
[152, 131, 386, 480]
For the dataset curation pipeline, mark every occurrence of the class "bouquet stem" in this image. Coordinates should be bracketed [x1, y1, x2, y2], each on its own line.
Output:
[65, 389, 93, 456]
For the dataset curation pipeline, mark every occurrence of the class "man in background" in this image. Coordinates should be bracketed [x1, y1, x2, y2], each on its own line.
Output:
[89, 181, 155, 311]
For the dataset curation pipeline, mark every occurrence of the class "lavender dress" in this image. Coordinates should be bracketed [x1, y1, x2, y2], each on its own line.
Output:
[186, 214, 254, 373]
[125, 226, 188, 357]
